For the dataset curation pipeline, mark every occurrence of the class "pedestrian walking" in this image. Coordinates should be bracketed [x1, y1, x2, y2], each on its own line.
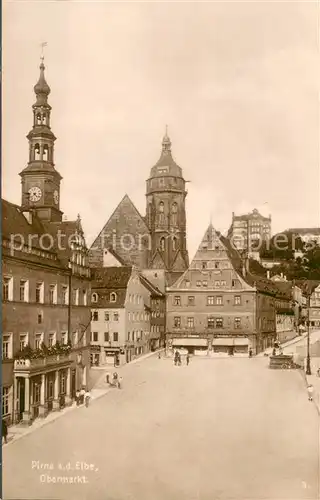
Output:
[84, 389, 91, 407]
[79, 387, 85, 405]
[307, 384, 314, 401]
[2, 419, 8, 444]
[75, 389, 80, 406]
[249, 348, 253, 358]
[118, 376, 123, 389]
[186, 354, 190, 366]
[158, 352, 161, 359]
[106, 373, 110, 384]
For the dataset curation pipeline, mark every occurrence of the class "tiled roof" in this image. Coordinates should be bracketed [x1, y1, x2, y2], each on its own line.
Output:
[92, 266, 132, 289]
[2, 199, 47, 249]
[139, 273, 164, 297]
[2, 199, 67, 269]
[244, 273, 292, 299]
[294, 280, 320, 296]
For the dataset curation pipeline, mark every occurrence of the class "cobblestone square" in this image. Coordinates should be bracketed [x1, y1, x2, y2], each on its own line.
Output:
[3, 355, 319, 500]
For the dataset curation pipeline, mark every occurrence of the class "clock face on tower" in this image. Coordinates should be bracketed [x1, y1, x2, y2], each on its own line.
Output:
[28, 186, 42, 202]
[53, 190, 59, 205]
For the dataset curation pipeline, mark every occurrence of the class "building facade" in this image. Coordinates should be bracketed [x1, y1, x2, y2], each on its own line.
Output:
[90, 266, 154, 365]
[228, 209, 271, 253]
[166, 225, 278, 356]
[2, 61, 91, 426]
[89, 130, 189, 286]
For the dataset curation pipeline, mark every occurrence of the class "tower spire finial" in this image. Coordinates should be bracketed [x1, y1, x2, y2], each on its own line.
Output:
[162, 125, 171, 154]
[40, 42, 47, 64]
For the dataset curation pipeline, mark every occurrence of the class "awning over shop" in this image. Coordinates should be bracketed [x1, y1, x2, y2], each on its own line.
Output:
[172, 338, 208, 347]
[212, 338, 234, 346]
[234, 338, 249, 346]
[212, 337, 249, 346]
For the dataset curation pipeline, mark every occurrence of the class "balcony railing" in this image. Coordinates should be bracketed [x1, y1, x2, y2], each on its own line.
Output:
[14, 353, 71, 371]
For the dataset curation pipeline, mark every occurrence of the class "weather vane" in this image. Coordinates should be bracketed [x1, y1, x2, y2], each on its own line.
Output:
[40, 42, 47, 62]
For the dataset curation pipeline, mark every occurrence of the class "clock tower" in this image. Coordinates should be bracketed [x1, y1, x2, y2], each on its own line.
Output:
[20, 58, 63, 222]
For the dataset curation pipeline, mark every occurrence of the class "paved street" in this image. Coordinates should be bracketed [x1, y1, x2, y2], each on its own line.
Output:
[3, 355, 319, 500]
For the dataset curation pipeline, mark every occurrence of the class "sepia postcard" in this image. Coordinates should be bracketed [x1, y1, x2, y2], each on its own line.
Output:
[1, 1, 320, 499]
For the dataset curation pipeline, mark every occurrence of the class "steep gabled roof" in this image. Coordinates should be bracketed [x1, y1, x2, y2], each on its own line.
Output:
[294, 280, 320, 296]
[139, 273, 164, 297]
[2, 199, 48, 249]
[105, 246, 127, 266]
[90, 194, 149, 251]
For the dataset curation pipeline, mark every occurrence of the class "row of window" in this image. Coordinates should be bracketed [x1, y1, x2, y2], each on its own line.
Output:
[2, 331, 85, 359]
[92, 311, 119, 322]
[182, 279, 239, 288]
[91, 330, 148, 343]
[173, 295, 244, 306]
[2, 277, 88, 306]
[91, 311, 150, 322]
[173, 317, 243, 329]
[91, 331, 119, 342]
[91, 292, 117, 303]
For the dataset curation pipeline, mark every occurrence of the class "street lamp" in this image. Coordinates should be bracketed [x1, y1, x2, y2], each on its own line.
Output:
[306, 293, 311, 375]
[68, 259, 72, 344]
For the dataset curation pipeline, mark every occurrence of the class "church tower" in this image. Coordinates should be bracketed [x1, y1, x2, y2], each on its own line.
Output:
[20, 59, 63, 222]
[146, 129, 189, 277]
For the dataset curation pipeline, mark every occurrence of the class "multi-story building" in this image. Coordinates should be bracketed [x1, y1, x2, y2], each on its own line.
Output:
[228, 209, 271, 253]
[90, 266, 156, 365]
[2, 60, 91, 426]
[89, 130, 189, 286]
[166, 224, 295, 356]
[296, 281, 320, 329]
[139, 273, 166, 350]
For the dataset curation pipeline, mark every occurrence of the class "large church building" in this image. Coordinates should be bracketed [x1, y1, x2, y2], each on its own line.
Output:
[89, 131, 189, 286]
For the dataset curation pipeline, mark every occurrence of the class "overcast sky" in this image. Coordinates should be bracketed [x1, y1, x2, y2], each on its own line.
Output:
[3, 1, 319, 258]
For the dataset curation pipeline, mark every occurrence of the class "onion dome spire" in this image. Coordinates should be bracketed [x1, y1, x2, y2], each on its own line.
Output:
[34, 58, 51, 102]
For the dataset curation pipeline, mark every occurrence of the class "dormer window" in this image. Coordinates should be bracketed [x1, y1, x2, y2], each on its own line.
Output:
[158, 167, 168, 174]
[92, 293, 98, 303]
[202, 262, 207, 270]
[110, 292, 117, 302]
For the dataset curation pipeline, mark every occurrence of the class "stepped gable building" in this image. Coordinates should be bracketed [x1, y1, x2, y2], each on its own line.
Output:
[166, 224, 294, 356]
[89, 130, 189, 286]
[2, 60, 91, 427]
